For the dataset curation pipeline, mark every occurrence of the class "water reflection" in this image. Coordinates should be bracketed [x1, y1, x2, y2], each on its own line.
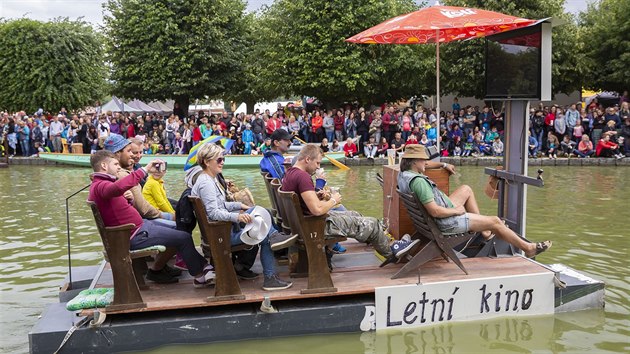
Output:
[0, 165, 628, 354]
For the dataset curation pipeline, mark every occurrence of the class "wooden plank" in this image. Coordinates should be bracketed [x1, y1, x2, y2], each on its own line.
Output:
[91, 253, 551, 315]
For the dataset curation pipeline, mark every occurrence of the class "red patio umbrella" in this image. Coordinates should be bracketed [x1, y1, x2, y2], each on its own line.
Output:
[346, 4, 537, 148]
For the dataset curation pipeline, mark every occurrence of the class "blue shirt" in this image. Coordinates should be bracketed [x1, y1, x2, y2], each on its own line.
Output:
[260, 150, 285, 179]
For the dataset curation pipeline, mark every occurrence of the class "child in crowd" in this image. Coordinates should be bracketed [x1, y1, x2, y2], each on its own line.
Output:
[172, 133, 183, 154]
[142, 164, 187, 270]
[547, 131, 559, 159]
[453, 138, 462, 156]
[492, 136, 504, 156]
[331, 139, 341, 152]
[462, 135, 473, 157]
[142, 165, 175, 220]
[363, 136, 377, 159]
[575, 135, 595, 158]
[560, 135, 576, 157]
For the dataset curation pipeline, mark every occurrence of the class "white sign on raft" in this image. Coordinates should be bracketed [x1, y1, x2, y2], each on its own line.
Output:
[375, 273, 555, 330]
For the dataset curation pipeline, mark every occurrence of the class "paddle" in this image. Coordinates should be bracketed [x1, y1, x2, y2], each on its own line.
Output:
[293, 136, 350, 171]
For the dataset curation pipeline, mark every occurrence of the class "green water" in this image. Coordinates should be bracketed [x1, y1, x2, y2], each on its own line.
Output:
[0, 165, 628, 353]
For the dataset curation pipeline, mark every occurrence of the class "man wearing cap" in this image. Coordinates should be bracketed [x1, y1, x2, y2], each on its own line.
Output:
[49, 114, 64, 152]
[260, 129, 293, 179]
[104, 134, 173, 222]
[397, 144, 552, 258]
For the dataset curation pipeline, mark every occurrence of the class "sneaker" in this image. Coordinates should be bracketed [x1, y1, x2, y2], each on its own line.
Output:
[262, 274, 293, 291]
[391, 238, 420, 258]
[146, 268, 179, 284]
[331, 242, 347, 254]
[193, 270, 216, 288]
[236, 268, 260, 280]
[269, 231, 298, 251]
[174, 257, 188, 271]
[163, 264, 182, 277]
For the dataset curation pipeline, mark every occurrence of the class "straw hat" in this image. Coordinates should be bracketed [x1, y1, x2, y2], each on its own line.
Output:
[401, 144, 431, 160]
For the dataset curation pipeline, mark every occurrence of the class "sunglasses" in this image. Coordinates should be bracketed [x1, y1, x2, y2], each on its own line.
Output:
[215, 157, 225, 164]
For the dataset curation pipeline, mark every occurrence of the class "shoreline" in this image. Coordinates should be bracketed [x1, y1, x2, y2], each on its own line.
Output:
[3, 155, 630, 167]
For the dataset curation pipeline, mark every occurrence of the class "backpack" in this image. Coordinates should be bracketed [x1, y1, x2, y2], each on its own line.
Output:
[175, 188, 196, 233]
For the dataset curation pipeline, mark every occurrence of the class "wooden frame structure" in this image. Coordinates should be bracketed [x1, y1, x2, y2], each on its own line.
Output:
[88, 201, 160, 311]
[392, 190, 476, 279]
[189, 196, 246, 301]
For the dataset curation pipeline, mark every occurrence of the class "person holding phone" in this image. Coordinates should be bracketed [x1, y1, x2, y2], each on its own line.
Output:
[88, 150, 212, 286]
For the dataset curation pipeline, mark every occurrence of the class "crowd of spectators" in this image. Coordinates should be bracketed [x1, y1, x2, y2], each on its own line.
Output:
[1, 92, 629, 159]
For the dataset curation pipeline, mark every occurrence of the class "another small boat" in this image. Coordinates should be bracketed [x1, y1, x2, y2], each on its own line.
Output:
[38, 151, 346, 169]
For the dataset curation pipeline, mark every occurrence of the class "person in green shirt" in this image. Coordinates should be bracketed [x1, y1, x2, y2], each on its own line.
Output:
[397, 144, 552, 258]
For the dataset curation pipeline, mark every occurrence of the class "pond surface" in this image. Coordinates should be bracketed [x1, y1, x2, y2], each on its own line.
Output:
[0, 164, 628, 353]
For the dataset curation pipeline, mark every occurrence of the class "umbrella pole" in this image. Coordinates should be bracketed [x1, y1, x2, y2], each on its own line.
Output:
[435, 33, 441, 161]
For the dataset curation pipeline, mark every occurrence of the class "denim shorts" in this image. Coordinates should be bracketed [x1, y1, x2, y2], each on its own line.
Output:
[435, 213, 469, 235]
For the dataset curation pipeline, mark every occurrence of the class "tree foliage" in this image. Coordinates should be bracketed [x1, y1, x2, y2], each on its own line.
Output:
[0, 18, 106, 112]
[103, 0, 249, 115]
[249, 0, 435, 107]
[439, 0, 583, 99]
[579, 0, 630, 93]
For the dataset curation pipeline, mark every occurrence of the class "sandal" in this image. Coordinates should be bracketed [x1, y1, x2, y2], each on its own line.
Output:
[527, 240, 552, 258]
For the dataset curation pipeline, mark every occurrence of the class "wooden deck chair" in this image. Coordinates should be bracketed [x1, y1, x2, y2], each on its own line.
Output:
[88, 201, 162, 311]
[276, 187, 338, 294]
[392, 189, 476, 279]
[261, 172, 291, 234]
[189, 196, 246, 301]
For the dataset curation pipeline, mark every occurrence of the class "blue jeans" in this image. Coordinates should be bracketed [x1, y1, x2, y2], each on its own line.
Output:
[254, 133, 264, 145]
[131, 219, 205, 276]
[326, 131, 334, 142]
[230, 208, 275, 277]
[230, 230, 274, 277]
[19, 140, 30, 156]
[574, 149, 594, 158]
[160, 212, 175, 222]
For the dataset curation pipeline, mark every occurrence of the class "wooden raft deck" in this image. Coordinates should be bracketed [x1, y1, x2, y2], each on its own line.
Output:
[91, 241, 552, 315]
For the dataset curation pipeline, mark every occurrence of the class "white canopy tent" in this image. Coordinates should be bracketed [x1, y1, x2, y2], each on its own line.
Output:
[100, 96, 143, 114]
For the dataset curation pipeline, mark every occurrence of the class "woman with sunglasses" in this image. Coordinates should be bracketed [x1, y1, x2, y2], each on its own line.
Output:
[190, 143, 296, 291]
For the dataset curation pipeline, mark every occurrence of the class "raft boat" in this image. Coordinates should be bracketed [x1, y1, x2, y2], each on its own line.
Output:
[28, 167, 605, 354]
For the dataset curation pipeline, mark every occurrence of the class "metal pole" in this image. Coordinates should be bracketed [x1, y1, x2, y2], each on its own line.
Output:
[436, 31, 440, 160]
[65, 184, 91, 289]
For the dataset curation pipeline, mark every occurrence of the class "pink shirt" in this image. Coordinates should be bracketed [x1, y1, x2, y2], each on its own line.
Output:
[88, 169, 147, 236]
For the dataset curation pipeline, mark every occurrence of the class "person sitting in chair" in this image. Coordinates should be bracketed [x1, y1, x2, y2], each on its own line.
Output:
[281, 144, 425, 262]
[397, 144, 552, 258]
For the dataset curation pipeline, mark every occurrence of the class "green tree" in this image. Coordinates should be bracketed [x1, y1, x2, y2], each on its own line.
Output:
[580, 0, 630, 93]
[103, 0, 248, 116]
[250, 0, 435, 108]
[439, 0, 583, 99]
[0, 18, 106, 112]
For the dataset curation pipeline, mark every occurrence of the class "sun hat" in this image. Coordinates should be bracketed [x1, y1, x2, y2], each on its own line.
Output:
[104, 133, 131, 153]
[401, 144, 431, 160]
[240, 206, 272, 245]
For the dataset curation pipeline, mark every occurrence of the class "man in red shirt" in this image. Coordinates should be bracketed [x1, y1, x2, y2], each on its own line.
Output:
[88, 150, 212, 287]
[281, 145, 419, 261]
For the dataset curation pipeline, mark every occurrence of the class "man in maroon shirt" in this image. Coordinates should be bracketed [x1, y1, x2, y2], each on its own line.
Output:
[281, 145, 419, 261]
[88, 150, 212, 287]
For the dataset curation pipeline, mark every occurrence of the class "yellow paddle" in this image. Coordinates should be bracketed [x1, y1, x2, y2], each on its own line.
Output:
[293, 136, 350, 170]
